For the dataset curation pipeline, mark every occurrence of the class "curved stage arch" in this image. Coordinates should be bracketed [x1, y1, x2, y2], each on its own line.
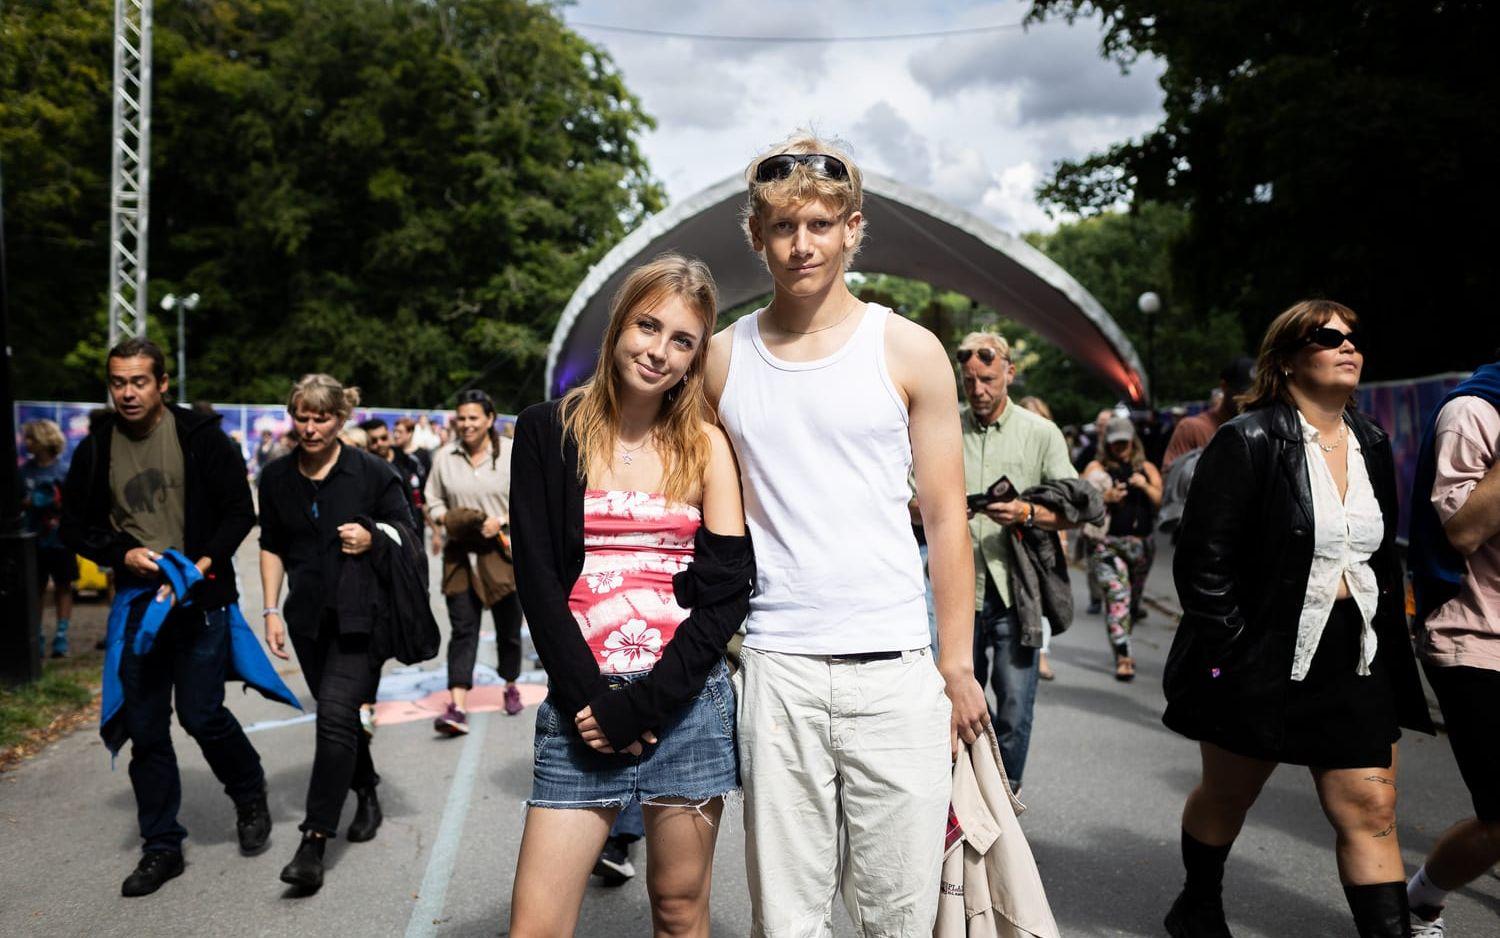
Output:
[546, 172, 1147, 403]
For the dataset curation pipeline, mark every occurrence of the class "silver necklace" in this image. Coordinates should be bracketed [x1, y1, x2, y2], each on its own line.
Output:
[1316, 422, 1347, 453]
[617, 436, 652, 465]
[773, 298, 859, 336]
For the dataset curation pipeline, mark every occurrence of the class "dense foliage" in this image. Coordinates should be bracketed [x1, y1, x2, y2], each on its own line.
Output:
[1027, 0, 1500, 376]
[3, 0, 663, 409]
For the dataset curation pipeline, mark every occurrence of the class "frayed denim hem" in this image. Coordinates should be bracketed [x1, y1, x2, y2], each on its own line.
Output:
[525, 798, 626, 810]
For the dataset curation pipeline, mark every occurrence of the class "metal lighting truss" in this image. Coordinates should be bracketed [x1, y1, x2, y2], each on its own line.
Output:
[107, 0, 154, 346]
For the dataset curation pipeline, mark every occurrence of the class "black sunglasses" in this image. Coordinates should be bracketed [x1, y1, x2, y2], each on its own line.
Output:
[754, 153, 850, 184]
[956, 348, 1008, 365]
[1303, 326, 1364, 351]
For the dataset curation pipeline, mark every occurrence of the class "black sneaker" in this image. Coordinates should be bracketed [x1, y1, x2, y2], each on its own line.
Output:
[1164, 889, 1232, 938]
[592, 836, 635, 887]
[236, 793, 272, 855]
[121, 851, 185, 897]
[1087, 598, 1102, 615]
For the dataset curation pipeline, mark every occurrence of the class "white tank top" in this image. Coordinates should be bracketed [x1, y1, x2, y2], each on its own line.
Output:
[717, 303, 929, 654]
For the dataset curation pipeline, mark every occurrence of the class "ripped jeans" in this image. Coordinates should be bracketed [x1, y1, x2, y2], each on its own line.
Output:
[527, 660, 739, 810]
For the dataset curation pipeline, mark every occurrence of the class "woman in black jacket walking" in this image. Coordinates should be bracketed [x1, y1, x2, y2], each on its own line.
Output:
[258, 374, 415, 893]
[1162, 300, 1433, 938]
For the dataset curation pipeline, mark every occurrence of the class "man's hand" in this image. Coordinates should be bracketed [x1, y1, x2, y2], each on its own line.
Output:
[481, 516, 503, 539]
[337, 522, 373, 555]
[575, 706, 657, 756]
[264, 612, 291, 660]
[124, 546, 160, 578]
[983, 500, 1031, 527]
[941, 666, 990, 758]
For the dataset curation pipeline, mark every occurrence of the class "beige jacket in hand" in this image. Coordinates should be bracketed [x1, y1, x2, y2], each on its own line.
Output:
[936, 726, 1059, 938]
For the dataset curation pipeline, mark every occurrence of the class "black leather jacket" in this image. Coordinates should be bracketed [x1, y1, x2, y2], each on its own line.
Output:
[1162, 401, 1434, 750]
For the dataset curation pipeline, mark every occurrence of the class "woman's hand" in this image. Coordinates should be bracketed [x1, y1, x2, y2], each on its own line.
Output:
[575, 706, 657, 756]
[1102, 482, 1127, 504]
[264, 612, 291, 660]
[337, 522, 373, 555]
[1128, 471, 1148, 490]
[481, 516, 503, 539]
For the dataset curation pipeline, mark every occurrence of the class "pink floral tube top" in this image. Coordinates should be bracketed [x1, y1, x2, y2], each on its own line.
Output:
[568, 489, 702, 674]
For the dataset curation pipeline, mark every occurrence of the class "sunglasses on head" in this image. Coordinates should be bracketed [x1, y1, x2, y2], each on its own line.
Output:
[956, 348, 1007, 365]
[1302, 326, 1364, 352]
[754, 153, 850, 184]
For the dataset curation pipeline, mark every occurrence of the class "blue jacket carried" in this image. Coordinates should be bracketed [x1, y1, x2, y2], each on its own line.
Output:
[100, 550, 302, 755]
[1409, 363, 1500, 629]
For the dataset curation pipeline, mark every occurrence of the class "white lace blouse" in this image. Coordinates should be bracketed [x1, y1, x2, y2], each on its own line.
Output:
[1292, 412, 1385, 681]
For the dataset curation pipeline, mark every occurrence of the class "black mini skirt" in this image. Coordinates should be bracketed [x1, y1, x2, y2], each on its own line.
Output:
[1218, 598, 1399, 769]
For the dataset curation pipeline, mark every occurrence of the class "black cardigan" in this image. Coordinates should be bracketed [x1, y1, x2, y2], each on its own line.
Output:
[511, 399, 755, 752]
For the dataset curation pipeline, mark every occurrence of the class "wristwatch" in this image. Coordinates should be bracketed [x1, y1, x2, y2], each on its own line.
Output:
[1023, 502, 1037, 528]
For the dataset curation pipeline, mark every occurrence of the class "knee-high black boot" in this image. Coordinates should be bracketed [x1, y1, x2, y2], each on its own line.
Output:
[1165, 829, 1234, 938]
[1343, 882, 1411, 938]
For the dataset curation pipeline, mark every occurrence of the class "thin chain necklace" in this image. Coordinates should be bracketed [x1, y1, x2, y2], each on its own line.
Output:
[617, 434, 653, 466]
[1316, 422, 1347, 453]
[771, 297, 860, 336]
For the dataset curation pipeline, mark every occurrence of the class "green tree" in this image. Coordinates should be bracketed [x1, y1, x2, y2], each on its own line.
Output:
[4, 0, 663, 410]
[1027, 0, 1500, 377]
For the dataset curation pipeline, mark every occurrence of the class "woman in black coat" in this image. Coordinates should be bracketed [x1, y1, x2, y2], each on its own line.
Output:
[1162, 300, 1433, 938]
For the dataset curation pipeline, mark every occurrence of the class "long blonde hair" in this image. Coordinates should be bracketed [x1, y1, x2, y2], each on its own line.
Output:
[560, 253, 718, 505]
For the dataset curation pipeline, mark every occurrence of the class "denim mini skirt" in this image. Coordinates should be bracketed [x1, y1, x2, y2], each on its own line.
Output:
[529, 659, 739, 809]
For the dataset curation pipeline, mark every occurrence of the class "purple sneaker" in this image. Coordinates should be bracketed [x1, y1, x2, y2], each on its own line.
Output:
[434, 704, 469, 737]
[503, 684, 523, 716]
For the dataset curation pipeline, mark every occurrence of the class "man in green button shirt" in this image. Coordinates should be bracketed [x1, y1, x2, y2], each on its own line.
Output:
[958, 332, 1078, 790]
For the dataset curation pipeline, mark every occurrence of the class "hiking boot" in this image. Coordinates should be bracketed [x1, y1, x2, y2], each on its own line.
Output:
[1165, 888, 1232, 938]
[347, 786, 382, 843]
[236, 793, 272, 855]
[434, 704, 469, 737]
[592, 836, 636, 887]
[504, 684, 524, 716]
[279, 832, 325, 892]
[121, 850, 185, 897]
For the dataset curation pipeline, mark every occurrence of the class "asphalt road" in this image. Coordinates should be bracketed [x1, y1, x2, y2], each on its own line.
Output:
[2, 533, 1495, 936]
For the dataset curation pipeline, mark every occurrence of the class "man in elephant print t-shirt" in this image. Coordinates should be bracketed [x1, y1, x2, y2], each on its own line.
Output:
[110, 410, 187, 552]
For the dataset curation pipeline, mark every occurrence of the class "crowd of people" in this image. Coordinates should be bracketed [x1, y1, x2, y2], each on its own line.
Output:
[14, 130, 1498, 937]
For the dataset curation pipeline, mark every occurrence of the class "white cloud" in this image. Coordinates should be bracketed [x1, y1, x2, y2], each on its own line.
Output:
[563, 0, 1165, 234]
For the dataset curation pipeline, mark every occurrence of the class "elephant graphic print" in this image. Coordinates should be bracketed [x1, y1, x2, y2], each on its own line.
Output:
[108, 416, 187, 553]
[567, 489, 700, 674]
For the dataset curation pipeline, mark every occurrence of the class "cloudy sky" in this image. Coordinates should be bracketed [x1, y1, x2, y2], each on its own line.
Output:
[561, 0, 1165, 234]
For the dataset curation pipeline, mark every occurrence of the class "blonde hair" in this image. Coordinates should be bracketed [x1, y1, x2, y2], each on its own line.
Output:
[957, 331, 1012, 359]
[560, 253, 718, 505]
[1018, 396, 1053, 422]
[1102, 432, 1146, 471]
[339, 426, 368, 450]
[1239, 299, 1361, 411]
[22, 419, 66, 461]
[742, 131, 865, 262]
[287, 374, 361, 422]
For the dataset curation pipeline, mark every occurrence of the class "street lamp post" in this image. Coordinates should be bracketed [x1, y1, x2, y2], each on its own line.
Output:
[1137, 291, 1161, 408]
[160, 292, 199, 401]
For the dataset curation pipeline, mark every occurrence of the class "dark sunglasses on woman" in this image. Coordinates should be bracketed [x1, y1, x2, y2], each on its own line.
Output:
[1303, 326, 1364, 351]
[754, 153, 850, 184]
[956, 347, 1007, 365]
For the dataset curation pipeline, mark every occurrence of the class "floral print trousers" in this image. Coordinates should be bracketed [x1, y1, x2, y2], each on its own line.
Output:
[1089, 535, 1152, 658]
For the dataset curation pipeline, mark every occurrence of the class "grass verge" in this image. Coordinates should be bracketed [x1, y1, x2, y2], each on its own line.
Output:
[0, 655, 102, 771]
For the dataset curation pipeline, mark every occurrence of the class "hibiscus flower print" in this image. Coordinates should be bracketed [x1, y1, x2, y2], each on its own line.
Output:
[603, 619, 663, 672]
[587, 570, 623, 594]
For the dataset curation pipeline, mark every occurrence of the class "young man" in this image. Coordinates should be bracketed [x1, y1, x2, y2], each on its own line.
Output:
[1406, 357, 1500, 937]
[956, 332, 1079, 790]
[705, 133, 989, 935]
[61, 338, 268, 897]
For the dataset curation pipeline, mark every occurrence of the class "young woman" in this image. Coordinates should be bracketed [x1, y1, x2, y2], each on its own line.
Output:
[1083, 416, 1162, 681]
[508, 253, 752, 938]
[1162, 301, 1434, 937]
[258, 375, 415, 892]
[424, 388, 522, 731]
